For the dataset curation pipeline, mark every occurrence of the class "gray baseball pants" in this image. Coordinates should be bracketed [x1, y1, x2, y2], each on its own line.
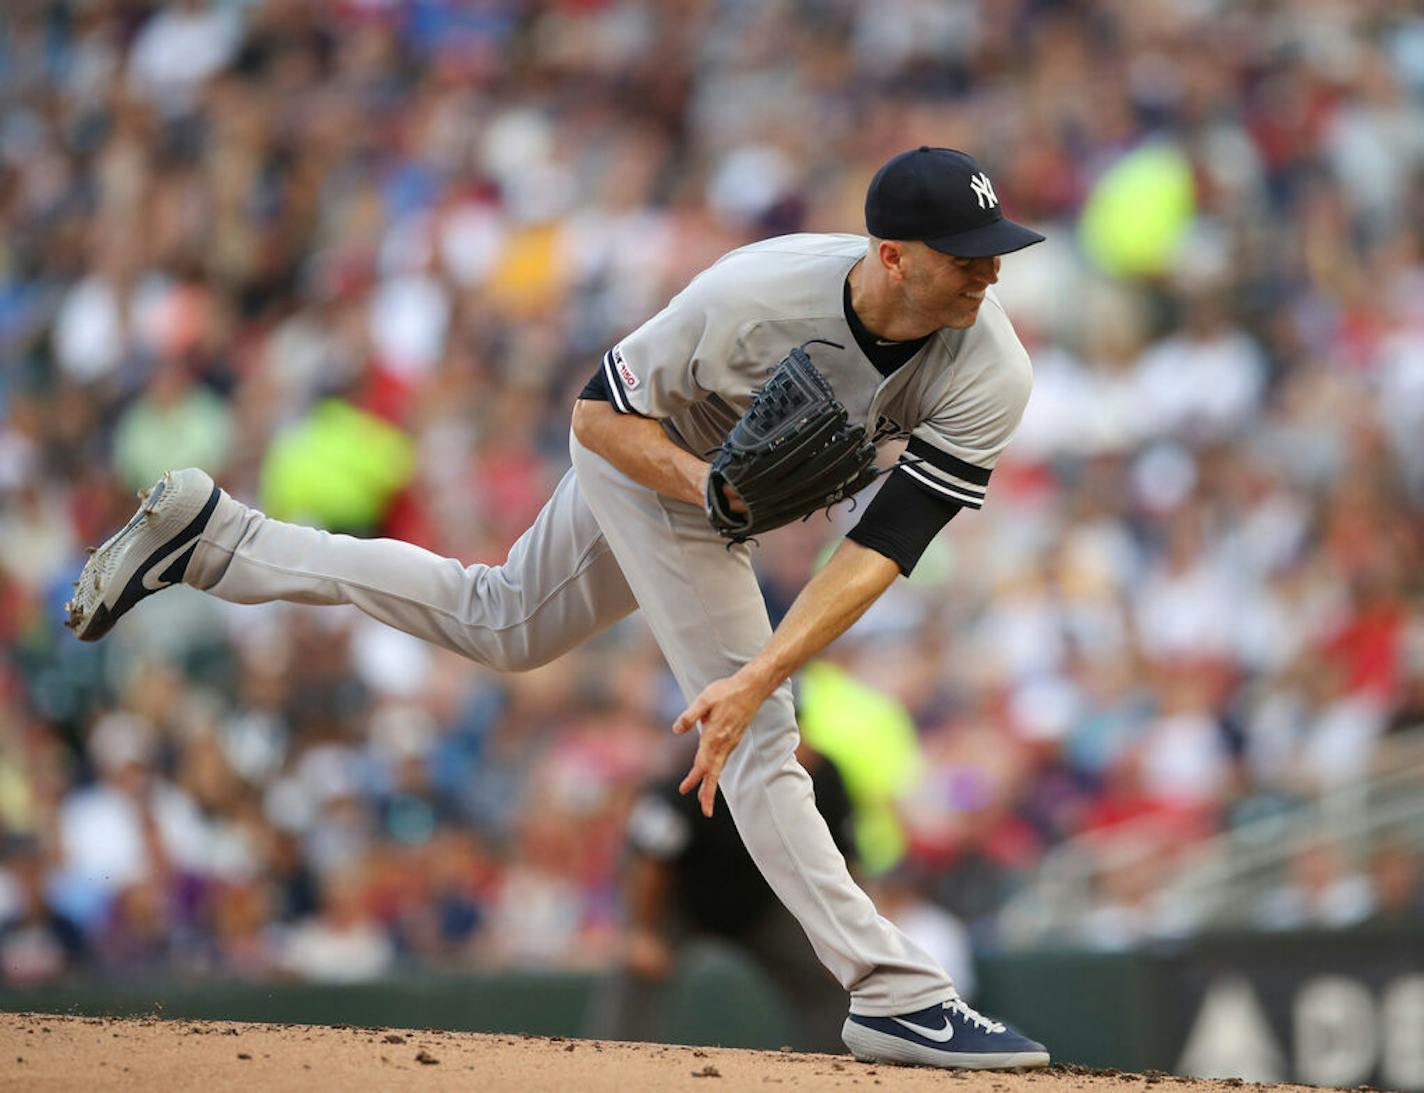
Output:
[187, 433, 956, 1016]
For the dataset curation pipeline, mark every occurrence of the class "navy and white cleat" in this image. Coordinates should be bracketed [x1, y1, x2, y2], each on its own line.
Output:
[842, 996, 1050, 1070]
[64, 468, 221, 642]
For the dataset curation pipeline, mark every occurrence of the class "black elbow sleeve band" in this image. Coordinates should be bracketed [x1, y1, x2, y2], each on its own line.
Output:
[846, 469, 961, 576]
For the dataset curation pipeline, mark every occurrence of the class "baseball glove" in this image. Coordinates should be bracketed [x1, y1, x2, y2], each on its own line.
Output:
[706, 340, 880, 543]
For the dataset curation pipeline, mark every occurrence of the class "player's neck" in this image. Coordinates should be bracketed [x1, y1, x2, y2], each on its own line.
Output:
[847, 258, 940, 343]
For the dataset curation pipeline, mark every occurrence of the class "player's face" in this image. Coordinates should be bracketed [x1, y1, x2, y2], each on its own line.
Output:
[902, 247, 1001, 329]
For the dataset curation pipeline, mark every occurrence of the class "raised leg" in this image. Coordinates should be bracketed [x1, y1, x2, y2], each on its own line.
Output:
[190, 467, 639, 671]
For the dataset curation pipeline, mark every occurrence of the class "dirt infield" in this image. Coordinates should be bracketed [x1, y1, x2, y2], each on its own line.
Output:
[0, 1012, 1326, 1092]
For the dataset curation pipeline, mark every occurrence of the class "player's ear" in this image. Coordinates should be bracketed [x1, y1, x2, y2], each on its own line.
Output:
[877, 239, 909, 281]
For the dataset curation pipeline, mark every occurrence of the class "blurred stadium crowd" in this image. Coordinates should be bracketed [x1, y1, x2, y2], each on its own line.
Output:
[1, 0, 1423, 988]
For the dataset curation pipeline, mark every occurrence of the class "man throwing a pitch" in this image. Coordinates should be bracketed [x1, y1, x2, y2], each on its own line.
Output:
[67, 147, 1050, 1069]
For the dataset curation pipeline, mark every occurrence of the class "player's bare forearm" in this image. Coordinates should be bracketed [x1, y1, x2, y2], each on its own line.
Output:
[750, 538, 898, 691]
[572, 398, 707, 505]
[673, 539, 899, 816]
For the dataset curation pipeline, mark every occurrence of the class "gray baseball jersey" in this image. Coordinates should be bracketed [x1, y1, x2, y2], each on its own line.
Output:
[598, 232, 1033, 512]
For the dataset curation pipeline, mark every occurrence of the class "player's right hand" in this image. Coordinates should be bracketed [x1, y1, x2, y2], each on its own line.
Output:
[673, 666, 774, 817]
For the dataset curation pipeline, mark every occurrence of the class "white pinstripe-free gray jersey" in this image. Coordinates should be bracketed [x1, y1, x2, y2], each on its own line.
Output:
[599, 232, 1032, 510]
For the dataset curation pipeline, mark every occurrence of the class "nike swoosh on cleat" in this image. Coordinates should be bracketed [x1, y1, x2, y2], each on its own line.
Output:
[140, 538, 202, 592]
[890, 1016, 954, 1043]
[113, 486, 219, 606]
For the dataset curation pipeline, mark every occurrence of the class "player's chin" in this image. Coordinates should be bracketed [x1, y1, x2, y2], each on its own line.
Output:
[941, 302, 984, 328]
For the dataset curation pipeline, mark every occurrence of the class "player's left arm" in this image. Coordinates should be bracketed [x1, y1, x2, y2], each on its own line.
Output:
[572, 398, 748, 516]
[572, 398, 709, 505]
[674, 537, 900, 817]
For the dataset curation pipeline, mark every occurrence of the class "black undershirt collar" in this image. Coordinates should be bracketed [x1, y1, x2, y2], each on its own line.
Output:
[842, 277, 933, 377]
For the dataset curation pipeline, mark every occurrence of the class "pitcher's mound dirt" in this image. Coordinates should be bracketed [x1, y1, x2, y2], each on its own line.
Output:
[0, 1012, 1324, 1092]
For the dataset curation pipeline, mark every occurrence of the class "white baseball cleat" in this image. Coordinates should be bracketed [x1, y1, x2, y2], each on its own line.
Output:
[64, 468, 222, 642]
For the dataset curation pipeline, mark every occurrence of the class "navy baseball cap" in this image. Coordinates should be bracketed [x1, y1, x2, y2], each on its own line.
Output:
[865, 147, 1045, 258]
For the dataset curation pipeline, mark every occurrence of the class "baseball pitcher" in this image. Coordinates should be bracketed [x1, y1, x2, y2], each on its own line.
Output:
[67, 147, 1050, 1070]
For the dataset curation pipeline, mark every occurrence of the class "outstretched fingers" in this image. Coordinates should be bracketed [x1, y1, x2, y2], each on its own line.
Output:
[678, 746, 722, 818]
[672, 673, 763, 819]
[697, 763, 721, 817]
[678, 755, 701, 795]
[672, 698, 706, 736]
[674, 699, 711, 813]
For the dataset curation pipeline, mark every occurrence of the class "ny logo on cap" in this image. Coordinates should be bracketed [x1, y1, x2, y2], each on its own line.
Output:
[969, 172, 998, 210]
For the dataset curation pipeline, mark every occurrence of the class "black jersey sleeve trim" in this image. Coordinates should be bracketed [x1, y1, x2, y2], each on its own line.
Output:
[897, 463, 986, 508]
[846, 468, 962, 576]
[601, 349, 635, 414]
[911, 435, 991, 486]
[580, 357, 650, 417]
[580, 364, 613, 403]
